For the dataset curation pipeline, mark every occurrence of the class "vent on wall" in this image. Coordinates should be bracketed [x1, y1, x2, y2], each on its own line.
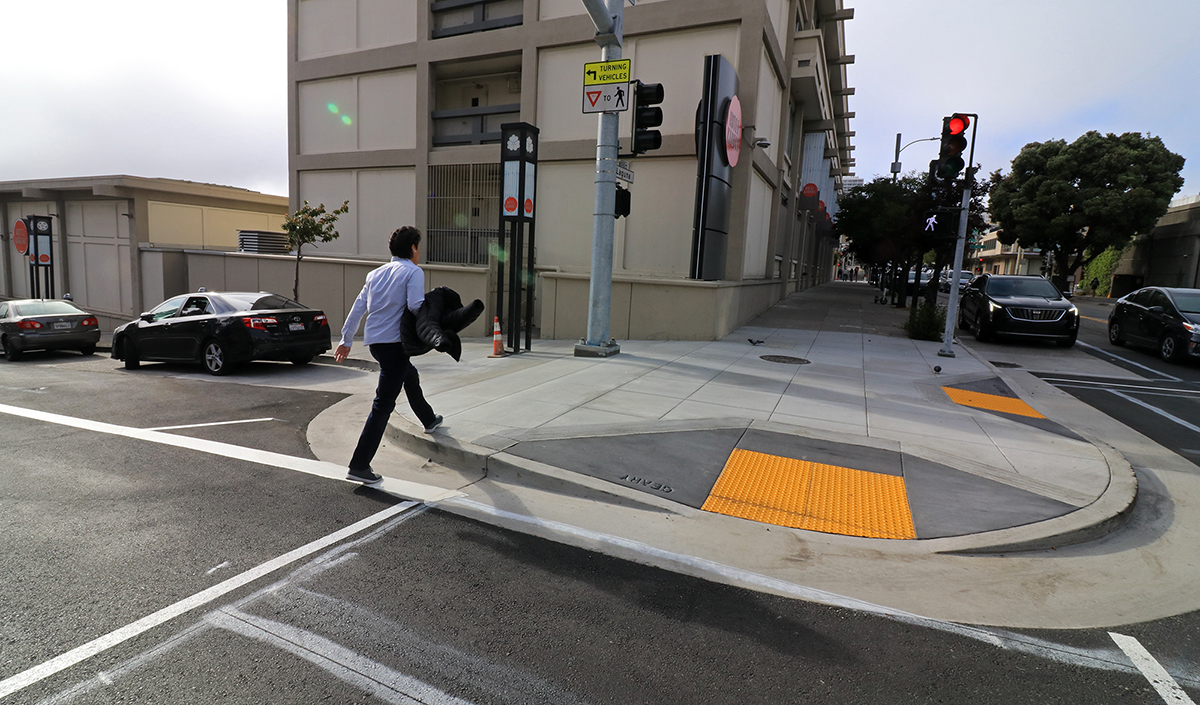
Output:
[238, 230, 290, 254]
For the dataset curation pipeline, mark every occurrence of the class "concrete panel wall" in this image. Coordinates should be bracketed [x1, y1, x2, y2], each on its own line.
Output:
[743, 169, 772, 279]
[620, 157, 697, 277]
[534, 161, 596, 271]
[297, 0, 417, 60]
[296, 167, 417, 259]
[298, 69, 417, 155]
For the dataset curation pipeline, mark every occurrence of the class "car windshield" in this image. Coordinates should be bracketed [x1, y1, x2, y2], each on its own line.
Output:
[985, 278, 1061, 298]
[1171, 292, 1200, 314]
[14, 301, 85, 316]
[221, 293, 306, 311]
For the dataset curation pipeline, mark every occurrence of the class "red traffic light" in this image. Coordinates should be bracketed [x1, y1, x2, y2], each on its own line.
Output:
[948, 114, 970, 136]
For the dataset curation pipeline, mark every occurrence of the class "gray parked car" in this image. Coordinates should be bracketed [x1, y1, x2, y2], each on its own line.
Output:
[0, 299, 102, 360]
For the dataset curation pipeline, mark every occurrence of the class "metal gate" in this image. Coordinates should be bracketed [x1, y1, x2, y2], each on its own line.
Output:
[426, 164, 501, 265]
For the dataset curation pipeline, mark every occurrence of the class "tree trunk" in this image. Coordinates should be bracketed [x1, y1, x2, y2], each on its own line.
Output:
[293, 250, 303, 302]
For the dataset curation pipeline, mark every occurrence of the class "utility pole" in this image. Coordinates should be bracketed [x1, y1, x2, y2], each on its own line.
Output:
[937, 114, 979, 359]
[574, 0, 625, 358]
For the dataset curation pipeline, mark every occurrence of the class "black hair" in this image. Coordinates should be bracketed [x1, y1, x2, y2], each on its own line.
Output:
[389, 226, 422, 259]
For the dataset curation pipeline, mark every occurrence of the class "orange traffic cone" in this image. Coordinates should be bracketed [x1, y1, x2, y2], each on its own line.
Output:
[488, 316, 506, 358]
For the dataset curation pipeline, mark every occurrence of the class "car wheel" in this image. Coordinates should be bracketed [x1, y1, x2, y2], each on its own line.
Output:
[202, 339, 233, 375]
[2, 337, 21, 361]
[1160, 335, 1182, 363]
[958, 311, 970, 331]
[122, 339, 140, 369]
[80, 344, 96, 356]
[1108, 321, 1125, 346]
[973, 315, 993, 342]
[290, 355, 313, 366]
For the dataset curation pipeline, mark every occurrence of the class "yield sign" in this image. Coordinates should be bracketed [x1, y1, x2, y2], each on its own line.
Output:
[586, 90, 602, 107]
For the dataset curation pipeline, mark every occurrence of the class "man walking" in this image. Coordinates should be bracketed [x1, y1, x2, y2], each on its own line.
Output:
[334, 226, 443, 486]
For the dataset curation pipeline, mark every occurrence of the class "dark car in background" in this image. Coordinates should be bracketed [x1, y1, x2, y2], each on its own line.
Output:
[958, 274, 1079, 347]
[939, 270, 975, 293]
[1107, 287, 1200, 363]
[0, 299, 102, 360]
[112, 291, 331, 375]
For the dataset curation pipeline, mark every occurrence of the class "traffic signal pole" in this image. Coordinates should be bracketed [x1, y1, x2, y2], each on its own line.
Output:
[575, 0, 624, 358]
[938, 114, 979, 359]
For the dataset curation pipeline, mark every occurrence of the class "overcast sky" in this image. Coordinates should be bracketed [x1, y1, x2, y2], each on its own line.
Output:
[0, 1, 1196, 201]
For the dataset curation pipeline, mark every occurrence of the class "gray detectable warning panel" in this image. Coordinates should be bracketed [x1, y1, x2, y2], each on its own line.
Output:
[505, 429, 746, 508]
[902, 455, 1075, 539]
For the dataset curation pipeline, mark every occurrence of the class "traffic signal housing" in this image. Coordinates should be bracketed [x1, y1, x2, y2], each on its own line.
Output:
[631, 81, 664, 155]
[614, 184, 631, 218]
[929, 113, 969, 182]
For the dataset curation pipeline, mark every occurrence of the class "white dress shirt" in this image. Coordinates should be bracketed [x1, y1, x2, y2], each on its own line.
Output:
[339, 257, 425, 348]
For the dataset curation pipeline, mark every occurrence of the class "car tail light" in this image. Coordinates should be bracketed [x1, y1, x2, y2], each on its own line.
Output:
[314, 314, 328, 327]
[242, 316, 278, 331]
[17, 320, 42, 329]
[81, 317, 98, 327]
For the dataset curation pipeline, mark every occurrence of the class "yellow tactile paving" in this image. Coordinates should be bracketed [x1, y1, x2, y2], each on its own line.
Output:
[941, 386, 1046, 419]
[702, 449, 916, 539]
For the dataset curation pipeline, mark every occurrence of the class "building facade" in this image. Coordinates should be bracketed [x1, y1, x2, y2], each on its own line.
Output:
[975, 227, 1044, 278]
[0, 176, 288, 330]
[287, 0, 855, 340]
[1111, 195, 1200, 295]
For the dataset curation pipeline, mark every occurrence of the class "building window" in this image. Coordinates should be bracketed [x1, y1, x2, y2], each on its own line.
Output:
[432, 62, 522, 147]
[431, 0, 522, 39]
[427, 163, 501, 265]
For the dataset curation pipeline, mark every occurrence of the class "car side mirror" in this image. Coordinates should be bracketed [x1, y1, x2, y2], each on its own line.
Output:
[1062, 291, 1073, 300]
[1148, 306, 1164, 314]
[139, 313, 154, 322]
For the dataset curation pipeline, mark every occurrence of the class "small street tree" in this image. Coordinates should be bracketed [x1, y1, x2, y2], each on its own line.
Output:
[282, 199, 350, 302]
[988, 131, 1184, 291]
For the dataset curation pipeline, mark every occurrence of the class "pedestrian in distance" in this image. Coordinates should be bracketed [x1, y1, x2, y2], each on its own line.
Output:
[334, 226, 443, 486]
[1090, 277, 1100, 296]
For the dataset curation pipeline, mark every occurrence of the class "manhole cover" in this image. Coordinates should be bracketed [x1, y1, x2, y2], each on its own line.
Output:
[760, 355, 810, 365]
[990, 361, 1021, 368]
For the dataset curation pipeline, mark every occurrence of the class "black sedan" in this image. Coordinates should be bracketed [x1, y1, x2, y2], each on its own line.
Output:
[0, 299, 102, 360]
[1107, 286, 1200, 363]
[958, 274, 1079, 347]
[112, 291, 331, 375]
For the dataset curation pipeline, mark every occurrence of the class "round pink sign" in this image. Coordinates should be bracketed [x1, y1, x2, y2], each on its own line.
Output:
[802, 183, 819, 198]
[724, 95, 742, 167]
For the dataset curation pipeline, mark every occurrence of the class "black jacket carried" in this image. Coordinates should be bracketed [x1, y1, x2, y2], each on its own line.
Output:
[400, 286, 484, 361]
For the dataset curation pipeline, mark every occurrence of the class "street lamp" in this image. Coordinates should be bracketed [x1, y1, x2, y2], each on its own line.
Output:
[891, 133, 939, 181]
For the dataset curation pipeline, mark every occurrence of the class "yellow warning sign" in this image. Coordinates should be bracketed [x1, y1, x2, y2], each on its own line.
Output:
[583, 59, 631, 86]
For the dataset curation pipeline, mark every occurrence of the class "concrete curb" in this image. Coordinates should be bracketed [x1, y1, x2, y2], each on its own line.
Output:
[383, 409, 1139, 554]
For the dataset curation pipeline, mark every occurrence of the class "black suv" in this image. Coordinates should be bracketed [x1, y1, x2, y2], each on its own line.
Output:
[958, 274, 1079, 347]
[1107, 287, 1200, 363]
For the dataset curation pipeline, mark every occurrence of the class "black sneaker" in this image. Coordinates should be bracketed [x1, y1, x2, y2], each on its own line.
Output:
[423, 415, 444, 433]
[346, 467, 383, 485]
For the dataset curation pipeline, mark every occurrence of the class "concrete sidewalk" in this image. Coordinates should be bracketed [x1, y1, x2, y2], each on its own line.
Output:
[348, 282, 1133, 555]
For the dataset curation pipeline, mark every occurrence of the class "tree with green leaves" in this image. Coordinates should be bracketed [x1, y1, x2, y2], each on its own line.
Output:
[988, 131, 1184, 291]
[282, 199, 350, 302]
[835, 173, 986, 309]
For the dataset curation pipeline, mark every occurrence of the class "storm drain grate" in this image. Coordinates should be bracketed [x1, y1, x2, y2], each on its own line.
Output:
[760, 355, 811, 365]
[990, 361, 1021, 368]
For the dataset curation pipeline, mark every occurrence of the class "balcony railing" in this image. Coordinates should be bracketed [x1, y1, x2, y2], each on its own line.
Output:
[431, 0, 522, 39]
[431, 103, 520, 147]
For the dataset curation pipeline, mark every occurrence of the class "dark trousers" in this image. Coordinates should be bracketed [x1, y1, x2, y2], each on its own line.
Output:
[349, 342, 435, 471]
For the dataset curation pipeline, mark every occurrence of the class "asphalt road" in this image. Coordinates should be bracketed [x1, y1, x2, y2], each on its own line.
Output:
[0, 351, 1196, 704]
[1051, 298, 1200, 469]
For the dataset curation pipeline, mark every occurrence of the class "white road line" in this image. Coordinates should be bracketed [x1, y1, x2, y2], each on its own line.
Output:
[1108, 390, 1200, 435]
[0, 402, 460, 503]
[145, 418, 277, 431]
[1109, 632, 1197, 704]
[1041, 378, 1200, 396]
[0, 501, 421, 701]
[439, 498, 1200, 686]
[1077, 341, 1183, 381]
[205, 561, 231, 576]
[1052, 383, 1200, 400]
[210, 608, 475, 705]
